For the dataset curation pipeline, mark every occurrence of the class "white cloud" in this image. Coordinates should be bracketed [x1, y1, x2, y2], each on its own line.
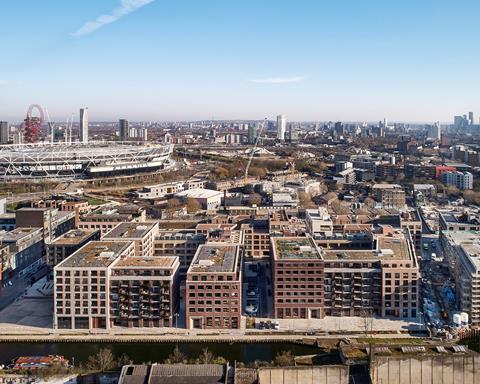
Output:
[248, 76, 305, 84]
[72, 0, 154, 37]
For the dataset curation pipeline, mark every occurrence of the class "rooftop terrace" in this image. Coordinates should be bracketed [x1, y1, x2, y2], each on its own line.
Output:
[272, 237, 322, 260]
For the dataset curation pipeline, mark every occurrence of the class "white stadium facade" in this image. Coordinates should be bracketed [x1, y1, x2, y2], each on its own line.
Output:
[0, 142, 174, 180]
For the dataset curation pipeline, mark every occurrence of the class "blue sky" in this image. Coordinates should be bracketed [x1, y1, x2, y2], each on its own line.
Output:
[1, 0, 479, 122]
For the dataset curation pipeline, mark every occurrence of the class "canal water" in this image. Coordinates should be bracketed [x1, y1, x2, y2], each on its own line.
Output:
[0, 342, 319, 365]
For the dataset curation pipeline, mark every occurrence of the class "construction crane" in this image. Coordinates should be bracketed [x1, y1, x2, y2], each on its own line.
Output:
[244, 118, 267, 182]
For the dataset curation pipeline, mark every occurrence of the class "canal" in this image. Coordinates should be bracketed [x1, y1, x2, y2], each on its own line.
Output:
[0, 342, 320, 365]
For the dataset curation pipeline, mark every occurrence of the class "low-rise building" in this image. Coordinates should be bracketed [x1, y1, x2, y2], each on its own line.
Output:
[136, 181, 185, 199]
[176, 189, 223, 210]
[186, 243, 242, 329]
[306, 207, 333, 237]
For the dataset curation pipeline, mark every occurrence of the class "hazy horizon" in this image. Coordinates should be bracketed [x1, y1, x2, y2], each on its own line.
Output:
[1, 1, 479, 122]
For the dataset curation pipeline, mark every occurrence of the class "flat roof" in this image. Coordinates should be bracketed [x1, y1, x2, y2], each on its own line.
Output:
[50, 229, 98, 245]
[0, 227, 42, 242]
[176, 188, 222, 199]
[113, 256, 177, 268]
[188, 244, 239, 273]
[322, 234, 411, 261]
[104, 222, 157, 239]
[443, 231, 480, 271]
[272, 237, 322, 260]
[56, 241, 133, 268]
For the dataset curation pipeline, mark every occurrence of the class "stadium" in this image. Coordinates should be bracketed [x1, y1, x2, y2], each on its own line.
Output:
[0, 142, 174, 180]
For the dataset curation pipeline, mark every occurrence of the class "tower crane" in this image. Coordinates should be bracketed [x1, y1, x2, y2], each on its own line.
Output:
[244, 118, 267, 182]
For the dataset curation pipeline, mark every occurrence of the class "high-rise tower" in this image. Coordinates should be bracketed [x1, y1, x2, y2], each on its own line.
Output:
[119, 119, 129, 141]
[79, 108, 88, 143]
[276, 114, 286, 141]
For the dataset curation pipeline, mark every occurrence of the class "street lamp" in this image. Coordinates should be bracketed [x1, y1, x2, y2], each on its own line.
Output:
[174, 312, 179, 331]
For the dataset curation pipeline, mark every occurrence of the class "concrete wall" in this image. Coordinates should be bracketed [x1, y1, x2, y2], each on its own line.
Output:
[371, 355, 480, 384]
[258, 366, 349, 384]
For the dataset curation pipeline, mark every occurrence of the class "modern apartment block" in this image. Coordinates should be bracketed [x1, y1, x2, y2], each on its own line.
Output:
[186, 243, 242, 329]
[324, 228, 419, 319]
[103, 222, 159, 257]
[441, 231, 480, 324]
[442, 171, 473, 190]
[54, 241, 135, 331]
[272, 237, 325, 319]
[154, 230, 206, 276]
[272, 229, 419, 320]
[46, 229, 100, 267]
[241, 220, 270, 258]
[110, 256, 180, 327]
[77, 212, 136, 236]
[15, 207, 76, 242]
[0, 227, 43, 277]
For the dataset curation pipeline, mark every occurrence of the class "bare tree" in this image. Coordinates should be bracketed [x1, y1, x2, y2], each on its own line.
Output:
[186, 198, 202, 213]
[86, 348, 116, 372]
[274, 350, 295, 367]
[360, 308, 374, 335]
[197, 348, 214, 364]
[165, 345, 187, 364]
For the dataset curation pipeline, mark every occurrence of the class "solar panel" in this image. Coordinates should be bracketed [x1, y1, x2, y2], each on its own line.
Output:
[436, 346, 447, 353]
[401, 346, 426, 353]
[452, 345, 468, 353]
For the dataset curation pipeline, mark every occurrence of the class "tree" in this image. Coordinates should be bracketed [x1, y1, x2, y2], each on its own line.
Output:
[274, 350, 295, 367]
[166, 197, 182, 209]
[298, 191, 315, 208]
[165, 345, 187, 364]
[463, 190, 480, 205]
[117, 353, 133, 368]
[445, 185, 460, 197]
[248, 166, 267, 178]
[197, 348, 214, 364]
[186, 198, 202, 213]
[248, 193, 262, 206]
[86, 348, 116, 372]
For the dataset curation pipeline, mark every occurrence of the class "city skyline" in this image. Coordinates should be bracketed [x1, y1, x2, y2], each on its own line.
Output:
[1, 0, 480, 122]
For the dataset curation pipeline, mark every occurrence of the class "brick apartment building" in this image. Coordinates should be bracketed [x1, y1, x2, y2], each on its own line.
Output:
[186, 243, 242, 329]
[271, 236, 325, 319]
[110, 256, 180, 327]
[154, 230, 206, 276]
[54, 241, 135, 331]
[46, 228, 100, 267]
[103, 222, 159, 257]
